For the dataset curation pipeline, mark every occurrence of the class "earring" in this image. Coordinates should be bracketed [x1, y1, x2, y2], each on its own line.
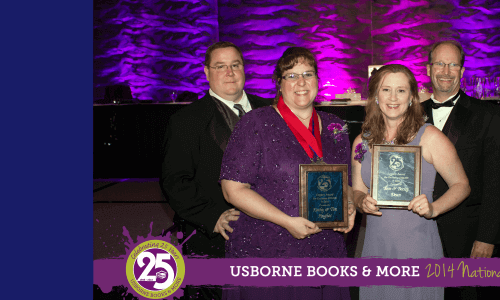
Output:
[375, 96, 379, 105]
[409, 101, 412, 107]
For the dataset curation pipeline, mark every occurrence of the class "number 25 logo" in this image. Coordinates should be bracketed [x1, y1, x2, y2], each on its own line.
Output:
[136, 252, 175, 289]
[317, 175, 332, 192]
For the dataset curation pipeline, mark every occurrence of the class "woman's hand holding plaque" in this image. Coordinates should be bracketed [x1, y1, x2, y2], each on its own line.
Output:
[284, 217, 321, 239]
[407, 194, 434, 219]
[354, 191, 382, 216]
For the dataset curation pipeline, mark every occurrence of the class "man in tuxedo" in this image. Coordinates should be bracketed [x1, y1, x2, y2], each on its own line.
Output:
[160, 41, 269, 298]
[422, 40, 500, 299]
[160, 41, 269, 254]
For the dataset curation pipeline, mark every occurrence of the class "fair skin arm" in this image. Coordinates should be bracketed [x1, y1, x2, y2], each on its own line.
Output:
[221, 180, 322, 239]
[408, 125, 470, 218]
[351, 127, 470, 219]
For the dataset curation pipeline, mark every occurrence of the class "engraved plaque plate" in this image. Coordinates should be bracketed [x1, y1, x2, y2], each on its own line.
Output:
[299, 164, 348, 228]
[371, 145, 422, 208]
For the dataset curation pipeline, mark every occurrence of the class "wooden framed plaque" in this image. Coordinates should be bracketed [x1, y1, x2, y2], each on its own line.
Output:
[371, 145, 422, 208]
[299, 164, 348, 229]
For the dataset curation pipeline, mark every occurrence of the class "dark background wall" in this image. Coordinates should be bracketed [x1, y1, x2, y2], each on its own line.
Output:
[94, 0, 500, 101]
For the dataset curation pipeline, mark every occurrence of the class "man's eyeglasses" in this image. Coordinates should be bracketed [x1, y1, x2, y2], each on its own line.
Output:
[209, 63, 243, 72]
[431, 62, 462, 70]
[282, 71, 316, 81]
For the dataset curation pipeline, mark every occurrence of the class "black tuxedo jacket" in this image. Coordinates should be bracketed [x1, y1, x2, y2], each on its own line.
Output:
[422, 91, 500, 258]
[160, 92, 270, 257]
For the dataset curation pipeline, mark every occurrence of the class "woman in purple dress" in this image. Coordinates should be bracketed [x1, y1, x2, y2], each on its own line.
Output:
[351, 64, 470, 299]
[219, 47, 354, 299]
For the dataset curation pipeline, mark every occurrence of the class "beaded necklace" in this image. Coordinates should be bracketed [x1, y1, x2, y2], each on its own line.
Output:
[382, 137, 396, 145]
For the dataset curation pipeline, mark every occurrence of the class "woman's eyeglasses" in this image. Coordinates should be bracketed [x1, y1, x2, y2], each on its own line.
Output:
[282, 71, 316, 81]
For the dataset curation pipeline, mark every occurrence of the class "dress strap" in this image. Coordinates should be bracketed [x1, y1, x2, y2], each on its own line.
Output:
[407, 124, 431, 146]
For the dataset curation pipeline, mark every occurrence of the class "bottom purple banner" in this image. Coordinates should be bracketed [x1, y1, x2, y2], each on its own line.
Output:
[185, 258, 500, 287]
[93, 238, 500, 299]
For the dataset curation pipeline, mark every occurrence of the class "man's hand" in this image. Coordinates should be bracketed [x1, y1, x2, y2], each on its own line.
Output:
[213, 208, 240, 240]
[470, 240, 495, 258]
[334, 201, 356, 233]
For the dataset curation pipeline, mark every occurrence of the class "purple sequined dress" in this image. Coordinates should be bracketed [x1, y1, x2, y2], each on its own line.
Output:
[220, 106, 351, 300]
[359, 124, 443, 299]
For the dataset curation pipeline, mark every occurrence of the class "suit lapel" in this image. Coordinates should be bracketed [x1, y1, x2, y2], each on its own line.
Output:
[442, 92, 472, 146]
[421, 99, 434, 125]
[204, 95, 234, 152]
[431, 91, 472, 202]
[248, 94, 257, 110]
[247, 93, 269, 110]
[206, 92, 268, 152]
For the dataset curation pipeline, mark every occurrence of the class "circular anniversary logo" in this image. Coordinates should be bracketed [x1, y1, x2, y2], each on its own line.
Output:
[317, 175, 332, 192]
[389, 154, 404, 172]
[126, 240, 185, 299]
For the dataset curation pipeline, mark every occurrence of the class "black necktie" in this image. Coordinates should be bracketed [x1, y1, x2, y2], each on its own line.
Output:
[431, 91, 460, 109]
[234, 104, 246, 117]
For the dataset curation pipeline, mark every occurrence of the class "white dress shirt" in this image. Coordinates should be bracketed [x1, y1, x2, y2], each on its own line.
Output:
[430, 93, 460, 131]
[209, 89, 251, 116]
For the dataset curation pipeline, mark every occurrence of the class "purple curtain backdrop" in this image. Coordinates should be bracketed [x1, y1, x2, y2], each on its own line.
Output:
[94, 0, 219, 101]
[94, 0, 500, 101]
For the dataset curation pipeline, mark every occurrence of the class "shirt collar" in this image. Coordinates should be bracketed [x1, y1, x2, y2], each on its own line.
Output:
[209, 89, 250, 110]
[430, 91, 460, 104]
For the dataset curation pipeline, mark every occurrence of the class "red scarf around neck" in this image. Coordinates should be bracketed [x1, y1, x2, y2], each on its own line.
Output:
[277, 96, 323, 159]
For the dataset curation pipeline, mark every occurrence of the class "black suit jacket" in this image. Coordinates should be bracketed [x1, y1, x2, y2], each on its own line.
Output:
[160, 92, 270, 257]
[422, 91, 500, 258]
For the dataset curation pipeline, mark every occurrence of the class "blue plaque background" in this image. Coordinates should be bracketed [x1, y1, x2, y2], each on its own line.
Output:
[307, 171, 343, 222]
[377, 152, 415, 201]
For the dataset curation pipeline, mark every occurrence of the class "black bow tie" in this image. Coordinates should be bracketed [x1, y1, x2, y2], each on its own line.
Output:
[431, 91, 461, 109]
[431, 100, 455, 109]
